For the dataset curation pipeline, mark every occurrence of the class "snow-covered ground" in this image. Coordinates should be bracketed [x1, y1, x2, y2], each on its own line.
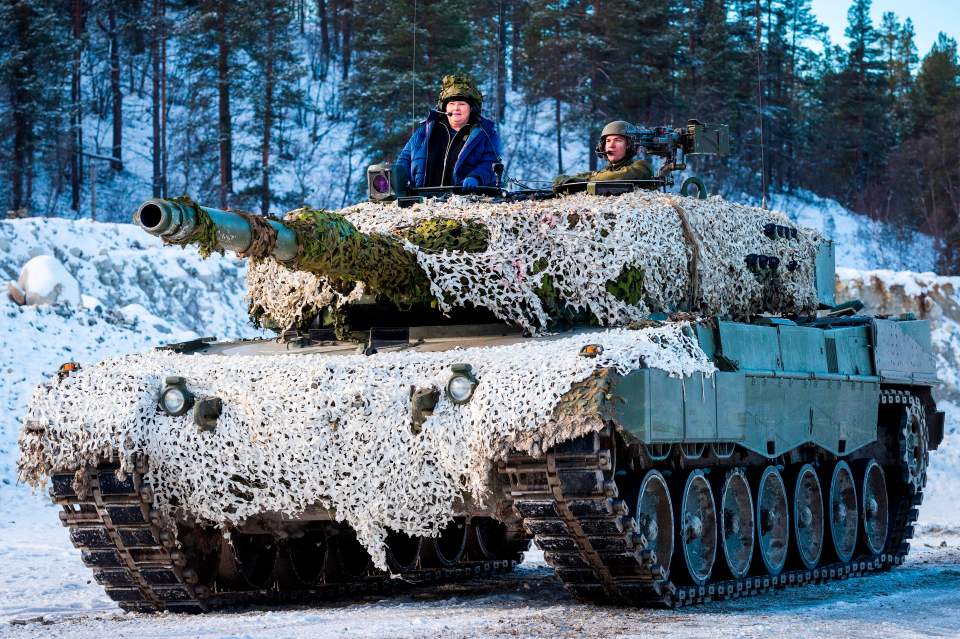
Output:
[4, 519, 960, 638]
[1, 191, 959, 636]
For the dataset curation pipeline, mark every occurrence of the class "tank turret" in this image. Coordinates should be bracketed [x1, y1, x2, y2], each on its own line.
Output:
[136, 193, 833, 334]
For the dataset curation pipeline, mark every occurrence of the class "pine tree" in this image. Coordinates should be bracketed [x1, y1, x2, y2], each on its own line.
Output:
[840, 0, 890, 201]
[907, 34, 960, 271]
[0, 0, 70, 213]
[344, 0, 479, 165]
[878, 12, 916, 141]
[174, 0, 242, 207]
[236, 0, 304, 214]
[516, 0, 589, 173]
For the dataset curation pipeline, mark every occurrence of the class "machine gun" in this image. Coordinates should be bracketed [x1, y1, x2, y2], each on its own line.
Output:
[634, 119, 730, 196]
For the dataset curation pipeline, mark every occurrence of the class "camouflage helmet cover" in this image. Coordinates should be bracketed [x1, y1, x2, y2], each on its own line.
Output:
[437, 74, 483, 113]
[595, 120, 640, 160]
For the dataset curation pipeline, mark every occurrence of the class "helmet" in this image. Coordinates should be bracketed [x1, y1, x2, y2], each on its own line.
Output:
[437, 74, 483, 114]
[594, 120, 640, 160]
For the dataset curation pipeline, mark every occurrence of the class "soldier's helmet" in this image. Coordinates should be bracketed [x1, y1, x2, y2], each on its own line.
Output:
[595, 120, 640, 160]
[437, 74, 483, 114]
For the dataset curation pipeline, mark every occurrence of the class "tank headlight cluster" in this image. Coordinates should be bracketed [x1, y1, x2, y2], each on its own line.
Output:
[446, 363, 478, 404]
[159, 376, 195, 416]
[763, 223, 799, 240]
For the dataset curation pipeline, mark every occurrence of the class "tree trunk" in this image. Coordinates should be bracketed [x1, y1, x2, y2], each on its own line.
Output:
[109, 0, 123, 171]
[151, 0, 161, 197]
[340, 0, 352, 80]
[71, 0, 83, 211]
[755, 0, 767, 207]
[318, 0, 329, 63]
[217, 0, 233, 209]
[331, 0, 340, 53]
[261, 10, 275, 215]
[497, 0, 507, 122]
[555, 98, 563, 174]
[510, 1, 523, 90]
[160, 0, 168, 197]
[11, 95, 26, 211]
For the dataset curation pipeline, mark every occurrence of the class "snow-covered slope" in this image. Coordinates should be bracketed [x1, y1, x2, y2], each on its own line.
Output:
[755, 189, 936, 273]
[0, 217, 264, 499]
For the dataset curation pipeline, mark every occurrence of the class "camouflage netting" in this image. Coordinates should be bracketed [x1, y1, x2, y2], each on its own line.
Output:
[247, 191, 824, 333]
[20, 324, 712, 570]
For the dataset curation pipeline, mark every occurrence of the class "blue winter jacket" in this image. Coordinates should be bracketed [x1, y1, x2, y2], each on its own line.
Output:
[396, 110, 502, 188]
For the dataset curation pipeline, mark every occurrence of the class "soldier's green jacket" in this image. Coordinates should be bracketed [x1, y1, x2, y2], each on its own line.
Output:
[553, 158, 655, 192]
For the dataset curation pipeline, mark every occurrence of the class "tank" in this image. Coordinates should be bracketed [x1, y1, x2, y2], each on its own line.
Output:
[18, 187, 945, 612]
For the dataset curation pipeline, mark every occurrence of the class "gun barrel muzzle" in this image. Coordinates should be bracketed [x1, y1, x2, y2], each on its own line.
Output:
[134, 199, 298, 262]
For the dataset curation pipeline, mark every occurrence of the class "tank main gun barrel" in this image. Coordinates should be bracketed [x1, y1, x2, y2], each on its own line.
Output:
[134, 198, 299, 262]
[134, 197, 435, 307]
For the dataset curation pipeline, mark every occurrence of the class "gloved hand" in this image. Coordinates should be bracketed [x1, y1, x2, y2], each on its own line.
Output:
[461, 177, 479, 193]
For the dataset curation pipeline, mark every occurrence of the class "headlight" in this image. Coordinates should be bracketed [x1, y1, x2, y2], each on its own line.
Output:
[446, 363, 477, 404]
[159, 376, 194, 416]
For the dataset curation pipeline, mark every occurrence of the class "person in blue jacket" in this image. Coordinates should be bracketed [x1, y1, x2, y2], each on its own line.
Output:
[396, 75, 501, 193]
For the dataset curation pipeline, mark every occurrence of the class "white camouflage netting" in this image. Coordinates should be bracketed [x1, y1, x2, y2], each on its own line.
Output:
[20, 324, 712, 570]
[246, 257, 366, 329]
[248, 191, 824, 332]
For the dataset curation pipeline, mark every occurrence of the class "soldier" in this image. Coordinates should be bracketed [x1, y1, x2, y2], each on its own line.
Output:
[395, 75, 502, 193]
[553, 121, 655, 192]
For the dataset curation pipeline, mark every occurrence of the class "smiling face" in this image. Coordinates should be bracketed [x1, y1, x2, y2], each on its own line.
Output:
[604, 135, 629, 163]
[445, 100, 471, 131]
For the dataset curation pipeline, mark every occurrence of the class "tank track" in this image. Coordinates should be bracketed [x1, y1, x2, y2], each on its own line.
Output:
[49, 456, 518, 613]
[505, 388, 924, 607]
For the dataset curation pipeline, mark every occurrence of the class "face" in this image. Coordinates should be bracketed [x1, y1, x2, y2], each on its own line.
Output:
[604, 135, 628, 163]
[445, 100, 471, 130]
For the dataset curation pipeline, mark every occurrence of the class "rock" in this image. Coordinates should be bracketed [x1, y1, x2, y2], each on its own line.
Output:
[7, 280, 25, 305]
[81, 294, 104, 313]
[17, 255, 82, 307]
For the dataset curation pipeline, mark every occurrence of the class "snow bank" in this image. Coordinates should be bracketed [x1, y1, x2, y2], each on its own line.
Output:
[16, 255, 81, 307]
[0, 217, 261, 339]
[836, 268, 960, 526]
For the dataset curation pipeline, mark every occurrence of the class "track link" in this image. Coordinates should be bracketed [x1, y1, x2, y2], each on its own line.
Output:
[50, 457, 517, 612]
[505, 388, 923, 607]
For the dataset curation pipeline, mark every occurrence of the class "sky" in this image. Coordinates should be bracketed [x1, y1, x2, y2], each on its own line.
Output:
[810, 0, 960, 58]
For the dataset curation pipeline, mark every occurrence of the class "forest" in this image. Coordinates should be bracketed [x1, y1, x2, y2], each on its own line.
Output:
[0, 0, 958, 270]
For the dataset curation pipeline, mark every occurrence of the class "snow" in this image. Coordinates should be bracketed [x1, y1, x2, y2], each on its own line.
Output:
[1, 191, 960, 636]
[117, 303, 188, 336]
[16, 255, 81, 307]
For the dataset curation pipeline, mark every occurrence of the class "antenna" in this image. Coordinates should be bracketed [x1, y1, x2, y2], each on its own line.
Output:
[495, 0, 502, 120]
[411, 0, 417, 130]
[755, 0, 767, 209]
